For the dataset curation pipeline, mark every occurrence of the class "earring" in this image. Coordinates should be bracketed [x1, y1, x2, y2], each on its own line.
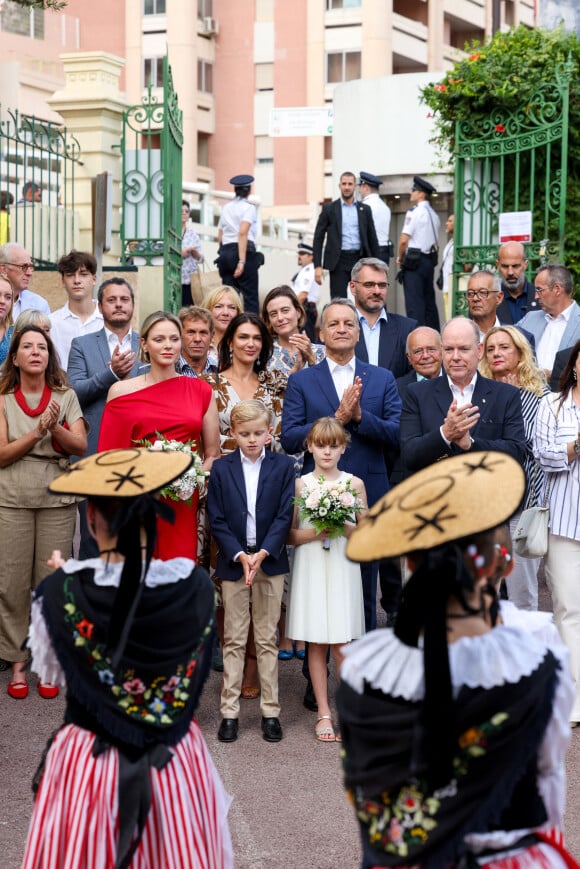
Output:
[573, 370, 577, 381]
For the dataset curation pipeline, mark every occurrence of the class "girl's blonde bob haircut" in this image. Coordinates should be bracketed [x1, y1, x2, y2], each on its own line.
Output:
[306, 416, 350, 448]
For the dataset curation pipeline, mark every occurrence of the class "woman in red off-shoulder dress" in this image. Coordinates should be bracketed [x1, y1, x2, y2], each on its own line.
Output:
[98, 311, 220, 560]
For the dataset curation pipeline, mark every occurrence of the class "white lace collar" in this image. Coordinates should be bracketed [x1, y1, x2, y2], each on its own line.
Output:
[340, 624, 549, 701]
[61, 557, 195, 588]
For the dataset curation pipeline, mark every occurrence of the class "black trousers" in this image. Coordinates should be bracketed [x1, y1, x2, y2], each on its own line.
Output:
[329, 249, 361, 299]
[217, 243, 260, 313]
[402, 253, 440, 330]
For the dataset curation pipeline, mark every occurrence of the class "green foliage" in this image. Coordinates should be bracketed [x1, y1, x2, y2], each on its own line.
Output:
[10, 0, 67, 9]
[421, 25, 580, 283]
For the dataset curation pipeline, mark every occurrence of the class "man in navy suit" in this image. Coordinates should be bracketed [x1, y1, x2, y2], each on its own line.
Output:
[518, 264, 580, 383]
[68, 277, 142, 557]
[352, 257, 417, 379]
[400, 317, 525, 475]
[313, 172, 379, 298]
[495, 241, 540, 324]
[282, 298, 401, 632]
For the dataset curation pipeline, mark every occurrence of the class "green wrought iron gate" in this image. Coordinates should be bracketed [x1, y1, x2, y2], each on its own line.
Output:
[452, 57, 573, 314]
[119, 56, 183, 311]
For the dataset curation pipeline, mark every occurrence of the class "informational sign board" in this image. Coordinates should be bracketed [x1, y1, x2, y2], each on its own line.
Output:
[499, 211, 532, 243]
[269, 107, 334, 138]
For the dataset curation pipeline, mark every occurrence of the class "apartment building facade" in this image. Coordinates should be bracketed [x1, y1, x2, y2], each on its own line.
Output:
[0, 0, 536, 225]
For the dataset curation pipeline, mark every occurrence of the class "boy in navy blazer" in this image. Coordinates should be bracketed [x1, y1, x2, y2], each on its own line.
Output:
[207, 400, 295, 744]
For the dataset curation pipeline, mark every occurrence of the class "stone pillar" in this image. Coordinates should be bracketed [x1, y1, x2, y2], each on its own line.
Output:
[48, 52, 127, 264]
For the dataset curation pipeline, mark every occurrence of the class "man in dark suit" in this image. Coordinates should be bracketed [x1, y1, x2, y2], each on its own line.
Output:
[495, 241, 539, 324]
[68, 277, 142, 556]
[351, 257, 417, 379]
[400, 317, 526, 475]
[281, 298, 401, 632]
[313, 172, 379, 298]
[350, 256, 416, 626]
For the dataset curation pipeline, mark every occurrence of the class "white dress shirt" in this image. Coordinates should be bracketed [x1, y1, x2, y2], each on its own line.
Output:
[327, 357, 356, 399]
[50, 302, 103, 369]
[240, 448, 265, 548]
[440, 372, 478, 446]
[536, 303, 574, 371]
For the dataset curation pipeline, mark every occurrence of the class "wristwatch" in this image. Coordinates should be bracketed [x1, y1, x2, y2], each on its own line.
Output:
[574, 439, 580, 455]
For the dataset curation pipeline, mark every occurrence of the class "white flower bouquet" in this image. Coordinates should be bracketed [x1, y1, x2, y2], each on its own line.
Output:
[294, 474, 363, 549]
[135, 432, 208, 504]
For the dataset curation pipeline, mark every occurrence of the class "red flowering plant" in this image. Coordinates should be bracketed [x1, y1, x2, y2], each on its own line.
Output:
[420, 24, 580, 284]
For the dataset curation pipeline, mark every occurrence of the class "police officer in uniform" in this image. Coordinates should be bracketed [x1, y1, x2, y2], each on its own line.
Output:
[397, 175, 440, 330]
[217, 174, 260, 313]
[291, 242, 319, 342]
[358, 172, 392, 265]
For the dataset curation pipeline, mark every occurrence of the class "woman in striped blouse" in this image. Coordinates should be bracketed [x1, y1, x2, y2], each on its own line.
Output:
[481, 325, 548, 611]
[533, 339, 580, 728]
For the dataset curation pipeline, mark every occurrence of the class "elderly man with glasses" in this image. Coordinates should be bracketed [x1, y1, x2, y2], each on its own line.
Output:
[0, 243, 50, 319]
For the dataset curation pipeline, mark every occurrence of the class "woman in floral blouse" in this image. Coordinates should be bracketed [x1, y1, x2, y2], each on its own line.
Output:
[262, 285, 325, 377]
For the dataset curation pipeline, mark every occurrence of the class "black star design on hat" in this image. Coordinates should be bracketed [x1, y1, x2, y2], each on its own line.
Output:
[460, 454, 504, 476]
[106, 465, 146, 492]
[406, 504, 457, 541]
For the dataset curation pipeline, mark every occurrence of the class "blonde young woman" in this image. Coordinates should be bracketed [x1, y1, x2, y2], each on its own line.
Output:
[480, 326, 548, 611]
[98, 311, 220, 561]
[202, 285, 244, 368]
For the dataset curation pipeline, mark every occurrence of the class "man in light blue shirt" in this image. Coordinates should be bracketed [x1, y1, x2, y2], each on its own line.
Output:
[313, 172, 379, 298]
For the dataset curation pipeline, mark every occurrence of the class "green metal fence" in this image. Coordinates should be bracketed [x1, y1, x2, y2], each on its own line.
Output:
[0, 104, 81, 264]
[452, 57, 573, 314]
[119, 56, 183, 311]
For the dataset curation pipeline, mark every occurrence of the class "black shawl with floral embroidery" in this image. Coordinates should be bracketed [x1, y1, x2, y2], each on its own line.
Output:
[37, 565, 215, 753]
[337, 650, 559, 869]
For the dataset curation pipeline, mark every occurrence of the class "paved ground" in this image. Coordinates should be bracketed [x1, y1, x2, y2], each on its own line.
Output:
[1, 574, 579, 869]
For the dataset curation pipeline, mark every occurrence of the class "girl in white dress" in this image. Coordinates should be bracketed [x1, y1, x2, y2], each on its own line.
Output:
[287, 418, 367, 742]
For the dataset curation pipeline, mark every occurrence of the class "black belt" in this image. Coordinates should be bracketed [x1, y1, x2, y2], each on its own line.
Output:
[246, 545, 259, 554]
[221, 242, 256, 252]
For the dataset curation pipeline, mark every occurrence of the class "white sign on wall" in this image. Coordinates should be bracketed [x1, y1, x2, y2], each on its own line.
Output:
[499, 211, 532, 243]
[269, 107, 334, 138]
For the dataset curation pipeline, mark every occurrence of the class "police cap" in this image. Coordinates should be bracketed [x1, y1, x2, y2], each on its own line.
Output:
[359, 172, 382, 189]
[297, 242, 313, 254]
[229, 174, 254, 186]
[412, 176, 437, 196]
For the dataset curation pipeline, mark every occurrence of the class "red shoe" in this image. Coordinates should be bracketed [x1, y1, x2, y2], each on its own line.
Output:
[38, 682, 59, 700]
[7, 680, 29, 699]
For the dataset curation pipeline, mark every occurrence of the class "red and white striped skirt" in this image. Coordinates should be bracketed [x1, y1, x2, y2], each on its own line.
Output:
[22, 721, 233, 869]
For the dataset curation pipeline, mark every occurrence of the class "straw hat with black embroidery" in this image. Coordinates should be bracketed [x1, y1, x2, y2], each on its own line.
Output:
[49, 447, 192, 498]
[346, 451, 525, 562]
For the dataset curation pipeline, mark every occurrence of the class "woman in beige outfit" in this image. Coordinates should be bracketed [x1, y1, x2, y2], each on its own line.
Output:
[0, 325, 87, 698]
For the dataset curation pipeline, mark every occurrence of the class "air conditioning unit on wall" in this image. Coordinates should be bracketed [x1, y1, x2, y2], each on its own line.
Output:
[202, 17, 219, 36]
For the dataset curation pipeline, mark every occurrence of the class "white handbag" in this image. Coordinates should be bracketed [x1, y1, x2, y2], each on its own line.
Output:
[513, 505, 549, 558]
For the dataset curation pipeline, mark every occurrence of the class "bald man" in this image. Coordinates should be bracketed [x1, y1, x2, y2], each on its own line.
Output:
[496, 241, 539, 324]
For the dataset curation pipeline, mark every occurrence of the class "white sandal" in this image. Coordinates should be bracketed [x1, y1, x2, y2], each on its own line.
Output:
[315, 715, 336, 742]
